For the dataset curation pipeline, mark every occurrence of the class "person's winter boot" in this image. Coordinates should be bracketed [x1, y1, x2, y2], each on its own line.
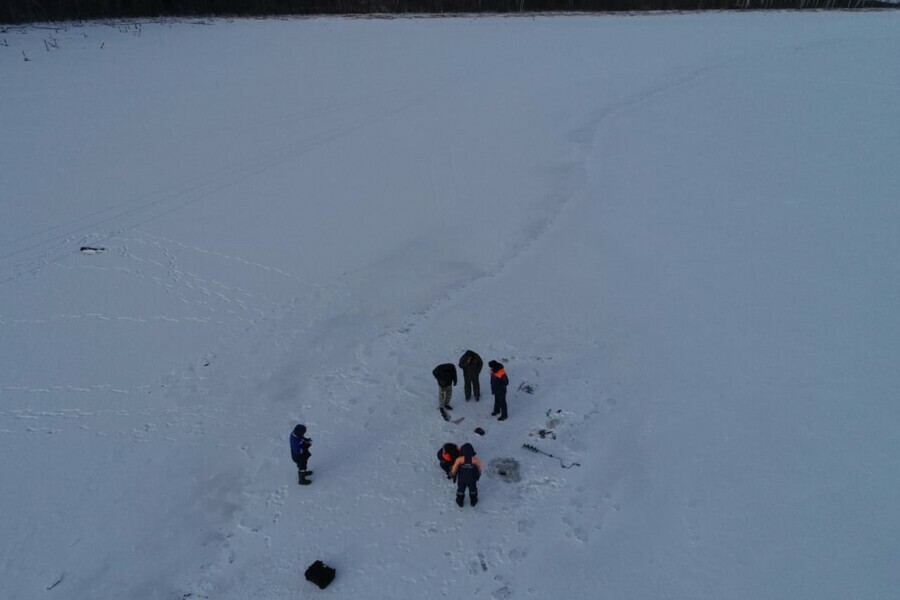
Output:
[497, 416, 507, 421]
[456, 494, 464, 507]
[301, 470, 314, 476]
[299, 472, 312, 485]
[470, 493, 478, 507]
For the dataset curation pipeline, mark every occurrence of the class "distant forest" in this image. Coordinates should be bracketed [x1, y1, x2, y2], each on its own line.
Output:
[1, 0, 895, 24]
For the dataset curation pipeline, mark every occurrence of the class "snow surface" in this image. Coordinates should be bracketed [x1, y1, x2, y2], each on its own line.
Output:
[1, 12, 899, 600]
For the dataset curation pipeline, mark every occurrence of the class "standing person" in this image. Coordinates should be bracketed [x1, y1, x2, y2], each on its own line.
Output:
[437, 443, 460, 480]
[458, 349, 483, 402]
[290, 424, 313, 485]
[450, 443, 482, 507]
[489, 360, 509, 421]
[432, 363, 457, 410]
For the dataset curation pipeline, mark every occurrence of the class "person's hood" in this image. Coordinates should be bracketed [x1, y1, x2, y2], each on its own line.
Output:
[460, 443, 476, 458]
[292, 424, 307, 437]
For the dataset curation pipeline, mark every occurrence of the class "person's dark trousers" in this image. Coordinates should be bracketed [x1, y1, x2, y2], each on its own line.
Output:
[495, 393, 508, 420]
[464, 374, 480, 401]
[456, 479, 478, 506]
[492, 393, 506, 416]
[295, 455, 312, 484]
[293, 453, 310, 481]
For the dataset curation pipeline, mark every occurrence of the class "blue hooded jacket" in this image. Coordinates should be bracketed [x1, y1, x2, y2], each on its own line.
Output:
[290, 424, 311, 458]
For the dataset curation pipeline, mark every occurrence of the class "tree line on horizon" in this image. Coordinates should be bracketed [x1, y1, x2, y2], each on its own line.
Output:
[1, 0, 893, 25]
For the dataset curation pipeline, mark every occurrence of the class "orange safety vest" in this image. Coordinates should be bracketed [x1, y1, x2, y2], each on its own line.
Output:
[492, 368, 506, 379]
[450, 455, 482, 476]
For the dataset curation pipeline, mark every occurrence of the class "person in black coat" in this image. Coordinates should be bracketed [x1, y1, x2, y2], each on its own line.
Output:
[489, 360, 509, 421]
[290, 424, 313, 485]
[437, 443, 461, 480]
[458, 349, 483, 401]
[450, 443, 482, 507]
[432, 363, 457, 410]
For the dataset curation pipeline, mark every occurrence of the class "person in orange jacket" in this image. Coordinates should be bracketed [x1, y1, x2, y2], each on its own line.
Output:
[437, 443, 460, 480]
[489, 360, 509, 421]
[450, 443, 482, 507]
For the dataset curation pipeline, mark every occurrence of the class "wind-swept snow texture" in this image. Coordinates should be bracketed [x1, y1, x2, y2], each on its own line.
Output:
[1, 12, 899, 600]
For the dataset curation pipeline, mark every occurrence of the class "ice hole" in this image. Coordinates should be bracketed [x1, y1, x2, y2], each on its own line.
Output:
[489, 458, 521, 483]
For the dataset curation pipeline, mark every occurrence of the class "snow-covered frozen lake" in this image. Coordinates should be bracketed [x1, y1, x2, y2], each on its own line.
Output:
[1, 11, 899, 599]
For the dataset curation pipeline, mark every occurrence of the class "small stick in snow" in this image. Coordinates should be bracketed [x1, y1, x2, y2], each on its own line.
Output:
[478, 551, 488, 571]
[47, 573, 64, 590]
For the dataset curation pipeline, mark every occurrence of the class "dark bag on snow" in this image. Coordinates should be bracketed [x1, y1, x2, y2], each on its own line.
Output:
[305, 560, 336, 589]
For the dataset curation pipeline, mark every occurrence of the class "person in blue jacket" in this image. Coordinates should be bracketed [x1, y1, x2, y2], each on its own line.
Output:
[290, 424, 313, 485]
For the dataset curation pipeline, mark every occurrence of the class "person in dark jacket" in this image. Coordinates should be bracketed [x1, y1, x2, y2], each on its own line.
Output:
[437, 443, 461, 480]
[432, 363, 457, 410]
[290, 424, 313, 485]
[450, 442, 482, 507]
[458, 349, 483, 401]
[489, 360, 509, 421]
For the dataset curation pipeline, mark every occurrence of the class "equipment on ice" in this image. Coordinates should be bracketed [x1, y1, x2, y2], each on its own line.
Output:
[305, 560, 336, 589]
[522, 443, 581, 469]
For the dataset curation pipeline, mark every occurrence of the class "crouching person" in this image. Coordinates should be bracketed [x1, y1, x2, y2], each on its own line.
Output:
[450, 443, 482, 507]
[437, 443, 460, 480]
[290, 424, 313, 485]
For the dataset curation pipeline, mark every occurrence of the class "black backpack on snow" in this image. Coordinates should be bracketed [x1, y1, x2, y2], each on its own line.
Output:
[305, 560, 336, 589]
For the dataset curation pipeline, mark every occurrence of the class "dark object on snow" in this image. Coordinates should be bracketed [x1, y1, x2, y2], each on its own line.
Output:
[80, 246, 106, 254]
[530, 428, 556, 439]
[518, 382, 535, 394]
[458, 349, 483, 401]
[290, 424, 313, 484]
[522, 443, 581, 468]
[305, 560, 336, 589]
[474, 427, 485, 436]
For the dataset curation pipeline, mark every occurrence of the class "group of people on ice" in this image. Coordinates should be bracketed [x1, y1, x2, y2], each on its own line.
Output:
[431, 349, 510, 507]
[433, 349, 510, 421]
[288, 349, 508, 507]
